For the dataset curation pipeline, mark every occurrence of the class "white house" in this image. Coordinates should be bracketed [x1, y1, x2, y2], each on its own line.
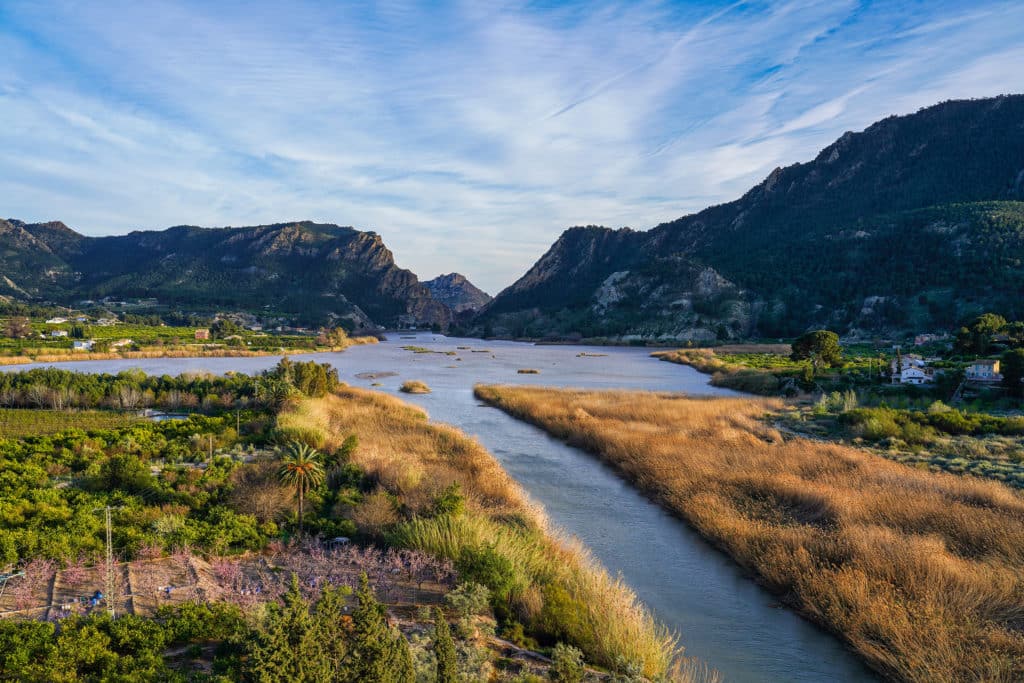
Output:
[110, 338, 133, 348]
[50, 329, 68, 338]
[72, 340, 94, 351]
[966, 359, 1002, 382]
[45, 317, 67, 324]
[890, 354, 931, 383]
[897, 366, 935, 385]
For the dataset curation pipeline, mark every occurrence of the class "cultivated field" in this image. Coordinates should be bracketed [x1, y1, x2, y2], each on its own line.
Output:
[475, 385, 1024, 683]
[0, 408, 141, 437]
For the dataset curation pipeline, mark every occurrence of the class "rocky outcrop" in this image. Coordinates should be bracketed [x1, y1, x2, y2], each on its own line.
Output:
[423, 273, 491, 313]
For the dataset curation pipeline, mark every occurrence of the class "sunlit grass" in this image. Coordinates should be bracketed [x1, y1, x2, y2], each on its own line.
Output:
[278, 387, 694, 680]
[475, 384, 1024, 683]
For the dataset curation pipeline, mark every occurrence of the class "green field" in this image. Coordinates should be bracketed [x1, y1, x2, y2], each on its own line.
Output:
[0, 408, 141, 437]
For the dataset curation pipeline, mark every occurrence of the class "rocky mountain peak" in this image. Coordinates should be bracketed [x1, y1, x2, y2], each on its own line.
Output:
[423, 273, 491, 313]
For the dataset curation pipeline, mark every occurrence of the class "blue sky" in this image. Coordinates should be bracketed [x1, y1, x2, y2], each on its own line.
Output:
[2, 1, 1023, 293]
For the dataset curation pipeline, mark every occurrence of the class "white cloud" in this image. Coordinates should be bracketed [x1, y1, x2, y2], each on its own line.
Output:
[1, 0, 1023, 292]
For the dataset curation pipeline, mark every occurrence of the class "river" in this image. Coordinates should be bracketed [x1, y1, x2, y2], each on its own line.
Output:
[4, 332, 876, 682]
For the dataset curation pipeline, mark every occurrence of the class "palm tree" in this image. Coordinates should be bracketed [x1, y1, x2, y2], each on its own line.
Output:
[277, 441, 325, 535]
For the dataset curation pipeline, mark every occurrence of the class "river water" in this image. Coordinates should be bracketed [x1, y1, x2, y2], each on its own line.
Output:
[6, 333, 875, 682]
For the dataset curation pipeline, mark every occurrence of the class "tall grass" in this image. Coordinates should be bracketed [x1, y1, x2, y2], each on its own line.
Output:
[278, 387, 696, 680]
[652, 349, 783, 394]
[475, 385, 1024, 683]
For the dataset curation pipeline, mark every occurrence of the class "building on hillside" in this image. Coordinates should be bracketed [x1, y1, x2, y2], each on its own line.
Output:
[896, 366, 935, 385]
[890, 354, 937, 384]
[966, 359, 1002, 382]
[72, 340, 94, 351]
[914, 333, 947, 346]
[194, 328, 210, 340]
[45, 317, 67, 324]
[50, 329, 68, 338]
[110, 338, 133, 349]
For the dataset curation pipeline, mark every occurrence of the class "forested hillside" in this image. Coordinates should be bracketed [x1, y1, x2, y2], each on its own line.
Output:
[478, 95, 1024, 340]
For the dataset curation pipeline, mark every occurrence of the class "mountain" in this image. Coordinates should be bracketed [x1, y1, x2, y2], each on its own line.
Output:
[422, 273, 491, 313]
[0, 220, 452, 329]
[479, 95, 1024, 341]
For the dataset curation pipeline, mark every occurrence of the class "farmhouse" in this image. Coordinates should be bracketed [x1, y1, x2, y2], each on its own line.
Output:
[72, 340, 94, 351]
[49, 329, 68, 338]
[890, 354, 936, 384]
[966, 359, 1001, 382]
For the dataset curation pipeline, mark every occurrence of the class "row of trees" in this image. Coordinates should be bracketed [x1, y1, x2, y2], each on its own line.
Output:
[0, 358, 341, 412]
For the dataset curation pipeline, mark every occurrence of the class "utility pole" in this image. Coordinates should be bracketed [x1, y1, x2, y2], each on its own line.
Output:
[94, 505, 121, 618]
[104, 506, 115, 618]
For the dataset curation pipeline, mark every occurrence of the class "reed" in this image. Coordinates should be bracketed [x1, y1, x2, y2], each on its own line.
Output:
[399, 380, 432, 394]
[279, 387, 696, 680]
[474, 385, 1024, 683]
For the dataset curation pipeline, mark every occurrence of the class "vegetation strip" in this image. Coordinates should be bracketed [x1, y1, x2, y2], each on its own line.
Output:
[475, 385, 1024, 683]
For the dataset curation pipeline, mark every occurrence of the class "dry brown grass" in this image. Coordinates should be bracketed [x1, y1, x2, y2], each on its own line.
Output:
[399, 379, 432, 394]
[278, 388, 699, 680]
[475, 385, 1024, 683]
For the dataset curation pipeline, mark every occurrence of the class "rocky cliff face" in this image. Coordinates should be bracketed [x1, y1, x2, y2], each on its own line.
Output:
[477, 95, 1024, 340]
[423, 273, 491, 313]
[1, 220, 453, 329]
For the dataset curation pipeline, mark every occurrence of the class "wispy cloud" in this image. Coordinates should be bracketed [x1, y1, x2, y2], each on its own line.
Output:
[1, 0, 1022, 292]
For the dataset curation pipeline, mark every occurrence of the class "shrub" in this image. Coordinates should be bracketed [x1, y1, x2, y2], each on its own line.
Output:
[549, 643, 585, 683]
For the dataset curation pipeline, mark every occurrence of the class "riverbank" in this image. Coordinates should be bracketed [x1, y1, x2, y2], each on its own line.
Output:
[278, 387, 712, 681]
[0, 335, 378, 366]
[475, 385, 1024, 683]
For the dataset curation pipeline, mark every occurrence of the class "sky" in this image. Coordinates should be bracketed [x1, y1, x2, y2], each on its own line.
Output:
[2, 1, 1023, 294]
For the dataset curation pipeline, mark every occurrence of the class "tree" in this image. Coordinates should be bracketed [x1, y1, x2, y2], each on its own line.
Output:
[244, 574, 351, 682]
[1001, 348, 1024, 398]
[211, 318, 243, 339]
[433, 607, 457, 683]
[955, 313, 1007, 355]
[790, 330, 842, 369]
[277, 442, 325, 535]
[348, 574, 413, 683]
[4, 316, 31, 339]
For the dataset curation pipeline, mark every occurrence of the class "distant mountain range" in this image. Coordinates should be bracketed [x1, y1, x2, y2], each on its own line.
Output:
[477, 95, 1024, 340]
[0, 219, 486, 329]
[4, 95, 1023, 340]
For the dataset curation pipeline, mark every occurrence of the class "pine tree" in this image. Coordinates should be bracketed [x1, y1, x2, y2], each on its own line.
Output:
[347, 573, 413, 683]
[433, 607, 458, 683]
[245, 575, 325, 682]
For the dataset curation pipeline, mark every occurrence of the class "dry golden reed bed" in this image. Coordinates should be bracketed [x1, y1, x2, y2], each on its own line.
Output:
[278, 386, 714, 681]
[474, 385, 1024, 683]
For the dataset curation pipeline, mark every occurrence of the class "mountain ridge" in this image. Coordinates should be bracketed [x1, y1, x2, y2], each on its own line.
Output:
[477, 95, 1024, 340]
[0, 219, 461, 329]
